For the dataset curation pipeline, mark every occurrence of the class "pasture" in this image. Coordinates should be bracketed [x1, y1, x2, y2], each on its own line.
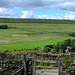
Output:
[0, 22, 75, 51]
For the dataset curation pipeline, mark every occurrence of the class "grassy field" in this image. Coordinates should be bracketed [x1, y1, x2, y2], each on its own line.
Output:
[0, 37, 75, 51]
[0, 20, 75, 51]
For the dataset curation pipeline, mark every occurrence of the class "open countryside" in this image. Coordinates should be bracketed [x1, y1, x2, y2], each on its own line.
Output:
[0, 18, 75, 75]
[0, 19, 75, 51]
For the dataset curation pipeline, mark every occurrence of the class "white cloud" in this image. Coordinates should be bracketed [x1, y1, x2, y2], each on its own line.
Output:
[21, 10, 75, 20]
[21, 11, 36, 18]
[0, 8, 75, 20]
[0, 8, 3, 12]
[0, 0, 75, 19]
[36, 15, 62, 19]
[0, 8, 16, 18]
[64, 12, 75, 20]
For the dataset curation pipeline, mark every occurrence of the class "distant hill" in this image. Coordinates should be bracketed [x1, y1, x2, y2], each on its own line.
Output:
[0, 18, 75, 24]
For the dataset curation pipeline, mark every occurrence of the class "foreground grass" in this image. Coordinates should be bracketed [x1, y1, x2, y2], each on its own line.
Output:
[0, 36, 75, 51]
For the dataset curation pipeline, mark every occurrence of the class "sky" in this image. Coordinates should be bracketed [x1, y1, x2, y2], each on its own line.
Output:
[0, 0, 75, 20]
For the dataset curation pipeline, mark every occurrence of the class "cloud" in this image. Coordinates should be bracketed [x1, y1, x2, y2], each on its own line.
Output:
[64, 12, 75, 20]
[21, 11, 36, 18]
[21, 10, 75, 20]
[0, 0, 75, 19]
[0, 8, 16, 18]
[0, 8, 75, 20]
[36, 15, 63, 19]
[0, 0, 75, 12]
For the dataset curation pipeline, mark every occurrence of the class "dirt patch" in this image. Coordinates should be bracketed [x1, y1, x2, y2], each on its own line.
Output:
[12, 34, 28, 37]
[0, 40, 10, 43]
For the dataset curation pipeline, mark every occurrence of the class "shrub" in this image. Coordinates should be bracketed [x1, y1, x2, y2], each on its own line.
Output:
[69, 33, 75, 37]
[34, 47, 40, 51]
[43, 47, 51, 53]
[45, 45, 53, 48]
[44, 39, 72, 53]
[0, 25, 8, 29]
[4, 50, 9, 52]
[69, 72, 75, 75]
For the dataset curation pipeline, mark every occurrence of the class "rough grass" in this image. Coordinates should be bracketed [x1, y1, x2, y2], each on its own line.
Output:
[5, 23, 75, 32]
[0, 37, 75, 51]
[0, 29, 63, 45]
[0, 23, 75, 51]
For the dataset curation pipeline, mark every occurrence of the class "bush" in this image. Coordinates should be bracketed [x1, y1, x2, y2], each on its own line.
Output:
[69, 72, 75, 75]
[34, 47, 40, 51]
[69, 33, 75, 37]
[4, 50, 9, 52]
[0, 25, 8, 29]
[43, 47, 51, 53]
[45, 45, 53, 48]
[44, 39, 72, 53]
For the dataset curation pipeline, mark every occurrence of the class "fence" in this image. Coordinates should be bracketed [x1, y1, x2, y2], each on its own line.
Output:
[0, 53, 75, 75]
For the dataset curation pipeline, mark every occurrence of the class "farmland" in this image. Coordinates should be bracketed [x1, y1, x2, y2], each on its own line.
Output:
[0, 18, 75, 51]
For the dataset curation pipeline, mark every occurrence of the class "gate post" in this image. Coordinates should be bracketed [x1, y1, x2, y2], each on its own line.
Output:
[58, 58, 63, 75]
[23, 54, 33, 75]
[32, 61, 36, 75]
[32, 56, 36, 75]
[23, 54, 27, 75]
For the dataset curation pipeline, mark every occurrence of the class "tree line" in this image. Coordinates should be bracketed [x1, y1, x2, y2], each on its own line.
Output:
[0, 18, 75, 24]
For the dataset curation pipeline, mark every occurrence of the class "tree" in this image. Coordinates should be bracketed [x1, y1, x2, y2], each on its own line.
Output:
[0, 25, 8, 29]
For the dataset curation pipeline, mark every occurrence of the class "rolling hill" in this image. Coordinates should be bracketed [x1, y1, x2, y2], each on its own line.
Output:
[0, 18, 75, 51]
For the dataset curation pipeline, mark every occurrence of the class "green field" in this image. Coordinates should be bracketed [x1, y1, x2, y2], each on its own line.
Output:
[0, 19, 75, 51]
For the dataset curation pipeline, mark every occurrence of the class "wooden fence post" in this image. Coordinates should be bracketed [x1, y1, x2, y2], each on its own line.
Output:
[58, 58, 63, 75]
[32, 61, 36, 75]
[23, 54, 27, 75]
[32, 56, 36, 75]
